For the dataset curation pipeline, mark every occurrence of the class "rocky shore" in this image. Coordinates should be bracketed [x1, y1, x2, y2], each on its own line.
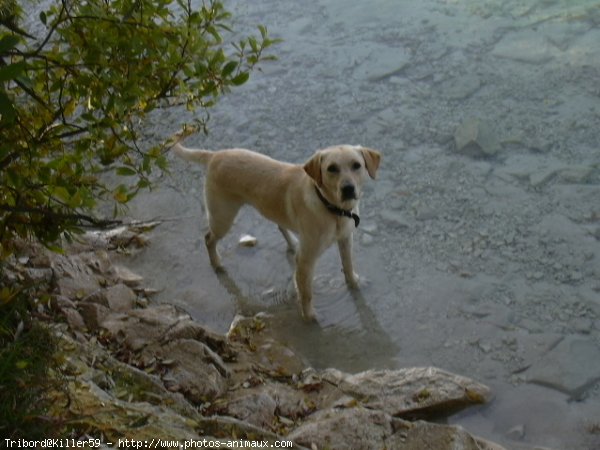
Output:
[6, 224, 508, 449]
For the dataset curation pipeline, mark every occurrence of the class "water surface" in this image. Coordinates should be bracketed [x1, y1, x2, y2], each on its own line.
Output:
[125, 1, 600, 448]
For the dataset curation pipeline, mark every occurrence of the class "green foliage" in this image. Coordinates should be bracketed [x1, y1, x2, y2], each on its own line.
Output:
[0, 0, 278, 256]
[0, 287, 59, 438]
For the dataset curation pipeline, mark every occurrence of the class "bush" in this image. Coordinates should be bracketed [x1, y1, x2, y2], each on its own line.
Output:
[0, 0, 277, 255]
[0, 286, 59, 438]
[0, 0, 278, 437]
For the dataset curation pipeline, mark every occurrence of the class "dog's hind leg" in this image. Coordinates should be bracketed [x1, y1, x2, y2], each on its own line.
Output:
[204, 191, 241, 271]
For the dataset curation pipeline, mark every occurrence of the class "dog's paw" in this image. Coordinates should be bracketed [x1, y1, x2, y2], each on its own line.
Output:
[345, 272, 362, 289]
[214, 265, 227, 274]
[301, 305, 317, 322]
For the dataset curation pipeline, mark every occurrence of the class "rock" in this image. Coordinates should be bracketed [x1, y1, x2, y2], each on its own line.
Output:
[221, 381, 312, 430]
[454, 118, 500, 157]
[556, 165, 595, 184]
[99, 304, 231, 404]
[78, 302, 110, 331]
[492, 30, 556, 64]
[23, 267, 53, 285]
[439, 74, 482, 101]
[353, 43, 411, 82]
[61, 307, 87, 331]
[288, 406, 500, 450]
[100, 304, 185, 351]
[149, 339, 229, 404]
[84, 225, 151, 249]
[416, 207, 439, 221]
[223, 390, 277, 429]
[113, 265, 144, 287]
[52, 253, 101, 299]
[399, 421, 505, 450]
[104, 283, 136, 312]
[78, 250, 112, 275]
[380, 210, 411, 229]
[161, 317, 228, 353]
[529, 167, 559, 188]
[50, 329, 202, 441]
[263, 382, 312, 420]
[525, 335, 600, 399]
[320, 367, 490, 419]
[227, 314, 307, 376]
[31, 220, 506, 450]
[506, 424, 526, 440]
[288, 407, 395, 450]
[238, 234, 258, 247]
[195, 415, 297, 447]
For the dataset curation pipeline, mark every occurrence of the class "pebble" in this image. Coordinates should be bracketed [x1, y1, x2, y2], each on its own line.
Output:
[238, 234, 258, 247]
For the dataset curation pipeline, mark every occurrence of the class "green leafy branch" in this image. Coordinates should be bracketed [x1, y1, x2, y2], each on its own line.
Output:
[0, 0, 279, 257]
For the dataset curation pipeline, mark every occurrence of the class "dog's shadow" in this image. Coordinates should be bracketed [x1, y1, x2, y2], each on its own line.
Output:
[215, 267, 399, 371]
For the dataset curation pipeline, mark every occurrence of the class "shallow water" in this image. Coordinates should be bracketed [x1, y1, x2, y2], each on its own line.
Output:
[123, 0, 600, 448]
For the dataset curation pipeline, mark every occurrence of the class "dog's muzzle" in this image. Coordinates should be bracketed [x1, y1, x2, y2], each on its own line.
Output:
[341, 184, 357, 201]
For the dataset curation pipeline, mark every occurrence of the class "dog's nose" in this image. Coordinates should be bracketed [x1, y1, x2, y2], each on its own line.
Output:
[341, 184, 356, 200]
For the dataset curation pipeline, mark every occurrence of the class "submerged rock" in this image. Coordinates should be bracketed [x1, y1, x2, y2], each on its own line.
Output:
[454, 118, 500, 158]
[525, 335, 600, 400]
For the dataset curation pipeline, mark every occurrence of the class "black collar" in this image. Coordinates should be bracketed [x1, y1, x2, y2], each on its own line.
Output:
[314, 185, 360, 228]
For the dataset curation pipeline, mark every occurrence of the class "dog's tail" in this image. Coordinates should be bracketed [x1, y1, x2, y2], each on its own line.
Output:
[171, 141, 213, 165]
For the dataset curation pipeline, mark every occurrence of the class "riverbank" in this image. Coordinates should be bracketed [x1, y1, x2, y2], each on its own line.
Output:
[5, 225, 508, 449]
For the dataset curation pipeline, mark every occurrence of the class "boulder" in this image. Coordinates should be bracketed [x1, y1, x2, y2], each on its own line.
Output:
[288, 406, 498, 450]
[78, 302, 110, 331]
[319, 367, 491, 419]
[149, 339, 230, 404]
[113, 265, 144, 287]
[104, 283, 136, 312]
[220, 381, 313, 431]
[100, 304, 187, 350]
[52, 253, 101, 299]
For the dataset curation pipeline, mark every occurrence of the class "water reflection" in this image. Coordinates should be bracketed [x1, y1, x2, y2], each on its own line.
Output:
[214, 252, 399, 372]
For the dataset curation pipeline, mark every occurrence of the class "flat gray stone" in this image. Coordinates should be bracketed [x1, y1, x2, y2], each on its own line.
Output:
[321, 367, 491, 418]
[492, 30, 557, 64]
[454, 118, 500, 157]
[525, 335, 600, 399]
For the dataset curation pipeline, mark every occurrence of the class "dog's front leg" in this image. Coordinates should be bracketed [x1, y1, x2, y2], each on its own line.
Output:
[294, 246, 318, 321]
[338, 236, 359, 288]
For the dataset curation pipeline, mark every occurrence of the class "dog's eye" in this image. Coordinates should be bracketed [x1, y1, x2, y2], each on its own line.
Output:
[327, 164, 340, 174]
[352, 161, 362, 171]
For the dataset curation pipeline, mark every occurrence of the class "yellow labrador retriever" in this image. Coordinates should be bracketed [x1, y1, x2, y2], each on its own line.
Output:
[172, 139, 381, 321]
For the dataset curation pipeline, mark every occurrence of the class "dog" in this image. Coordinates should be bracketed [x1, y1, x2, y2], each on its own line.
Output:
[171, 138, 381, 321]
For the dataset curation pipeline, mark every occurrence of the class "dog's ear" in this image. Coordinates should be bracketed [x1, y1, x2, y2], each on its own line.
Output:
[360, 147, 381, 179]
[304, 152, 323, 186]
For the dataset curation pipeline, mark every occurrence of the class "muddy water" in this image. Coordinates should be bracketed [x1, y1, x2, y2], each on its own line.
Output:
[123, 0, 600, 448]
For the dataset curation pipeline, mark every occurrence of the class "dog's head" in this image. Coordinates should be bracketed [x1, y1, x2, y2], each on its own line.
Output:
[304, 145, 381, 209]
